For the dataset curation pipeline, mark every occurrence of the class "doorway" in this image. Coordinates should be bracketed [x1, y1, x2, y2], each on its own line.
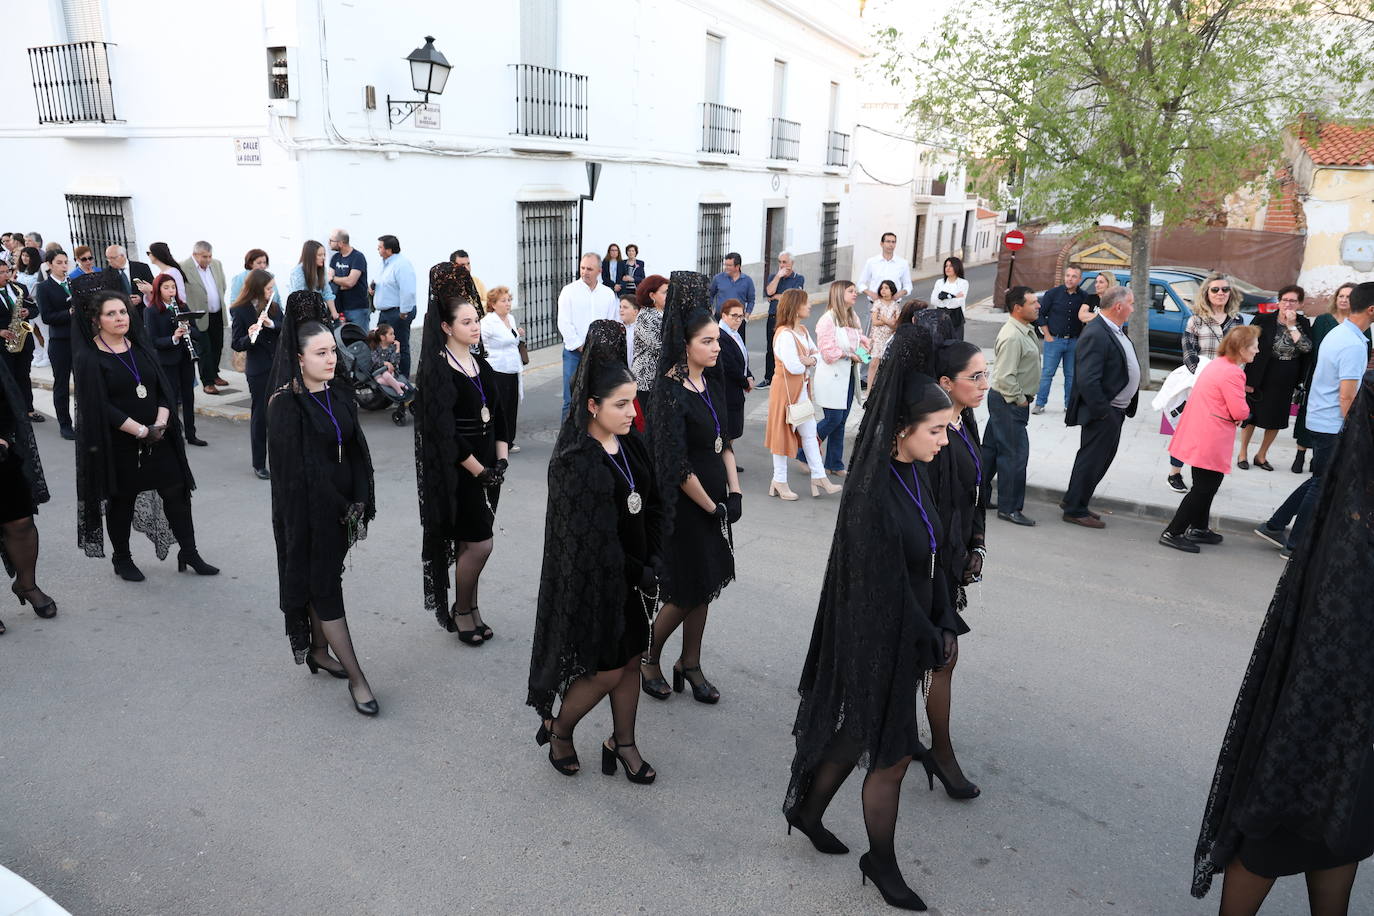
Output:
[763, 206, 786, 276]
[912, 214, 925, 269]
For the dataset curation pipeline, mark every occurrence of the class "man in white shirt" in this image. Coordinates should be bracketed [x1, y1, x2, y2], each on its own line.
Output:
[557, 252, 619, 418]
[858, 232, 912, 307]
[180, 241, 228, 394]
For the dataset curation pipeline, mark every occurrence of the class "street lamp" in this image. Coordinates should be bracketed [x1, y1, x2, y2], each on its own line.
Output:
[387, 36, 452, 128]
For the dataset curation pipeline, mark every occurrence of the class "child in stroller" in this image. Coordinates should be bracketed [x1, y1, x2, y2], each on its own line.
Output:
[365, 324, 415, 403]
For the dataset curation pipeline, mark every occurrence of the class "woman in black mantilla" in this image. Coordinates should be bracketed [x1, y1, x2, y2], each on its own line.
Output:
[925, 336, 985, 801]
[528, 319, 663, 783]
[414, 262, 509, 645]
[0, 349, 56, 633]
[783, 324, 960, 912]
[640, 271, 741, 705]
[71, 276, 218, 582]
[1192, 371, 1374, 915]
[268, 290, 378, 716]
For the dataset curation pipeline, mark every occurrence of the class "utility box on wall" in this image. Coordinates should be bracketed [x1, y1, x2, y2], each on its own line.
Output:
[267, 46, 298, 117]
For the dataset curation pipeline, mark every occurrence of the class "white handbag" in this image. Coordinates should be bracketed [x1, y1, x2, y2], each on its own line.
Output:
[784, 331, 817, 427]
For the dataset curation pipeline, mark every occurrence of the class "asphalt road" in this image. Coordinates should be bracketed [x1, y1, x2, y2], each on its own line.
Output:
[4, 287, 1368, 915]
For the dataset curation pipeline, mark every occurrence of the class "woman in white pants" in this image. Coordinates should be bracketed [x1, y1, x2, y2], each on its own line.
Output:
[764, 288, 841, 499]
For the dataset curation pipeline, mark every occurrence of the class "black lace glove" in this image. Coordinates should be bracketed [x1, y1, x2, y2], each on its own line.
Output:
[146, 424, 167, 443]
[962, 547, 984, 585]
[341, 502, 366, 527]
[474, 466, 498, 487]
[726, 492, 742, 524]
[491, 457, 509, 486]
[710, 501, 728, 521]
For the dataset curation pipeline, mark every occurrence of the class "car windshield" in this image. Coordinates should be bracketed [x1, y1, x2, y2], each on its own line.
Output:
[1170, 278, 1201, 309]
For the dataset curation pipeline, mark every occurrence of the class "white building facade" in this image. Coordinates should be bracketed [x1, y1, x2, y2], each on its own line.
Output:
[4, 0, 898, 348]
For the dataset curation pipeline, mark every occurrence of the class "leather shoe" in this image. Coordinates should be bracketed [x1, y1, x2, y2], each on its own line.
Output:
[254, 468, 271, 480]
[186, 436, 208, 447]
[1059, 502, 1100, 520]
[203, 384, 219, 395]
[997, 510, 1036, 526]
[213, 376, 229, 387]
[1063, 513, 1106, 529]
[59, 424, 76, 440]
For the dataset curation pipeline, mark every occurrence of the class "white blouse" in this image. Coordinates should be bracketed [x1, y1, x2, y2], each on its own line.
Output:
[775, 326, 818, 375]
[479, 313, 525, 397]
[930, 276, 969, 309]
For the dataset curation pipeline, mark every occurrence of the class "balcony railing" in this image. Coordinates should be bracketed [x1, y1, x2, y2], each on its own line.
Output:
[769, 117, 800, 161]
[825, 130, 850, 167]
[914, 176, 949, 197]
[28, 41, 119, 124]
[510, 64, 588, 140]
[700, 102, 741, 155]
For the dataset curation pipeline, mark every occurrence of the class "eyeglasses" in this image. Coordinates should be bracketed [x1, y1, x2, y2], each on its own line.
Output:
[1209, 286, 1231, 294]
[78, 255, 95, 262]
[953, 372, 990, 383]
[1279, 298, 1301, 305]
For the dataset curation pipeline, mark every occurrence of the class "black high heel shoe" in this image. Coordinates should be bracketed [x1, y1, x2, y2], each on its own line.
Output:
[470, 605, 493, 641]
[12, 584, 57, 619]
[450, 605, 484, 646]
[305, 653, 349, 679]
[0, 615, 6, 634]
[536, 720, 579, 776]
[112, 555, 145, 582]
[176, 552, 219, 575]
[922, 756, 980, 800]
[601, 738, 656, 784]
[785, 811, 850, 854]
[348, 683, 379, 716]
[859, 853, 927, 911]
[640, 657, 671, 700]
[673, 662, 720, 704]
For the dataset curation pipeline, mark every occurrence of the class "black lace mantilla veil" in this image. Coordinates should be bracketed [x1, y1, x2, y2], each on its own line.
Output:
[0, 354, 48, 576]
[527, 320, 644, 718]
[1191, 370, 1374, 898]
[413, 262, 479, 627]
[782, 323, 947, 818]
[268, 290, 376, 661]
[70, 273, 193, 560]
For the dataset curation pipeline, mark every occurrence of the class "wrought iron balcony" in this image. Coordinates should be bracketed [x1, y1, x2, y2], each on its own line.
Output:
[769, 117, 800, 161]
[825, 130, 850, 167]
[914, 176, 949, 197]
[700, 102, 741, 155]
[510, 64, 588, 140]
[28, 41, 119, 124]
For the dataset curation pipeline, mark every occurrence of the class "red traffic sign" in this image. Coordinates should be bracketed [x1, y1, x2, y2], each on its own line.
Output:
[1004, 229, 1026, 250]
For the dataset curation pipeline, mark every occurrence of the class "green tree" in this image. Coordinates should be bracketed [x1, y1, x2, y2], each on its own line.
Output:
[875, 0, 1368, 378]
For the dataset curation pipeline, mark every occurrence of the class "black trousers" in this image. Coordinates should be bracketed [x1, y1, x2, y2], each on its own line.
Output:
[196, 311, 225, 387]
[943, 307, 965, 341]
[491, 371, 519, 446]
[1062, 407, 1126, 517]
[47, 337, 73, 426]
[763, 313, 778, 382]
[163, 353, 198, 439]
[1165, 467, 1224, 536]
[2, 341, 34, 412]
[106, 484, 196, 558]
[247, 371, 269, 470]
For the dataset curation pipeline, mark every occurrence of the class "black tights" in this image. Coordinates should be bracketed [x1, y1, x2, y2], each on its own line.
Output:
[2, 516, 41, 591]
[548, 655, 650, 775]
[105, 485, 196, 558]
[794, 740, 913, 865]
[308, 604, 373, 704]
[644, 601, 710, 687]
[927, 639, 973, 785]
[1166, 468, 1224, 536]
[453, 539, 493, 631]
[1219, 859, 1359, 916]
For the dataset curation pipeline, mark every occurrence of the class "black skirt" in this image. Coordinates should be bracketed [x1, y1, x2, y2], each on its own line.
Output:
[1239, 750, 1374, 878]
[597, 445, 652, 669]
[0, 448, 33, 524]
[1246, 357, 1303, 430]
[660, 387, 734, 608]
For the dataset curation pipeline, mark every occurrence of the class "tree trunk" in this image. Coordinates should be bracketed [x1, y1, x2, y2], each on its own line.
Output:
[1128, 207, 1154, 391]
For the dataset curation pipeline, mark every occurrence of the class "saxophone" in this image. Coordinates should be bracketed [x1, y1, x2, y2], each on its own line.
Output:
[5, 290, 32, 354]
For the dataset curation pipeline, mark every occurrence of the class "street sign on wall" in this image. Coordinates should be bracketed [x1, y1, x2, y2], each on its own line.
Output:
[234, 137, 261, 166]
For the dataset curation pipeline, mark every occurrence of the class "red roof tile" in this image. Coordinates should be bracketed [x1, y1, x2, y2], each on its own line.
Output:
[976, 207, 998, 219]
[1299, 122, 1374, 166]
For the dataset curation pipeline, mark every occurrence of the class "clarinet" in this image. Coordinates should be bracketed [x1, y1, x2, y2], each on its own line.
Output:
[169, 300, 199, 363]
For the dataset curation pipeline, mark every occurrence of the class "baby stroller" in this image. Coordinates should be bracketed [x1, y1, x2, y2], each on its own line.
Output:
[334, 322, 412, 425]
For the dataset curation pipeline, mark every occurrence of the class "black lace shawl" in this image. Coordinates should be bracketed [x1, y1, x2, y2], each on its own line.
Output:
[267, 290, 376, 661]
[1191, 370, 1374, 898]
[0, 354, 48, 576]
[646, 270, 718, 545]
[413, 261, 491, 627]
[783, 324, 948, 817]
[527, 321, 660, 718]
[70, 275, 193, 560]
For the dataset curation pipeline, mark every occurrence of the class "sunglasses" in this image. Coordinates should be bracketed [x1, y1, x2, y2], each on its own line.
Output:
[1209, 286, 1231, 294]
[78, 255, 95, 262]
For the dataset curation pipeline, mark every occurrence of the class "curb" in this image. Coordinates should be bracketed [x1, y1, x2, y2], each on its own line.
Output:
[1020, 483, 1263, 534]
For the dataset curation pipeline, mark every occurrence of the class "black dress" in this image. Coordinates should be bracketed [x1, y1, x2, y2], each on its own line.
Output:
[888, 460, 961, 638]
[97, 347, 184, 492]
[930, 413, 984, 623]
[1245, 314, 1312, 431]
[446, 358, 507, 543]
[660, 378, 734, 608]
[0, 386, 33, 524]
[601, 439, 656, 669]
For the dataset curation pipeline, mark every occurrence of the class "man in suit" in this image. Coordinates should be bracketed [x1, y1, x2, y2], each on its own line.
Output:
[100, 245, 154, 320]
[717, 299, 754, 457]
[1062, 286, 1140, 528]
[181, 241, 228, 394]
[0, 259, 41, 422]
[35, 250, 76, 438]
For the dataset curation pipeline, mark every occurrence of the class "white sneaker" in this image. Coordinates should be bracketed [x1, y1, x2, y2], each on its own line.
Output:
[1031, 404, 1045, 415]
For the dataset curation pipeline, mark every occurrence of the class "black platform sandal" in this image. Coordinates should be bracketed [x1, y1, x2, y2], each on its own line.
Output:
[640, 656, 671, 700]
[450, 604, 485, 646]
[470, 605, 493, 641]
[673, 662, 720, 704]
[536, 720, 579, 775]
[12, 584, 57, 619]
[602, 738, 656, 784]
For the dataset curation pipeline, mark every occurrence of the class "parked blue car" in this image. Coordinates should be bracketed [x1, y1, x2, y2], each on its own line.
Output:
[1076, 269, 1259, 360]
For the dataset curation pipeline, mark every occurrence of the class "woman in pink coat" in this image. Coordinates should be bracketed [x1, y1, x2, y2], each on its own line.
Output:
[1160, 325, 1261, 552]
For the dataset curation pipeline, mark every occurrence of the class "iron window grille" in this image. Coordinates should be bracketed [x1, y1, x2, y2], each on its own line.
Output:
[517, 201, 579, 349]
[696, 204, 731, 277]
[65, 194, 134, 270]
[28, 41, 118, 124]
[825, 131, 850, 168]
[820, 204, 839, 284]
[700, 102, 741, 155]
[510, 64, 588, 140]
[769, 118, 800, 161]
